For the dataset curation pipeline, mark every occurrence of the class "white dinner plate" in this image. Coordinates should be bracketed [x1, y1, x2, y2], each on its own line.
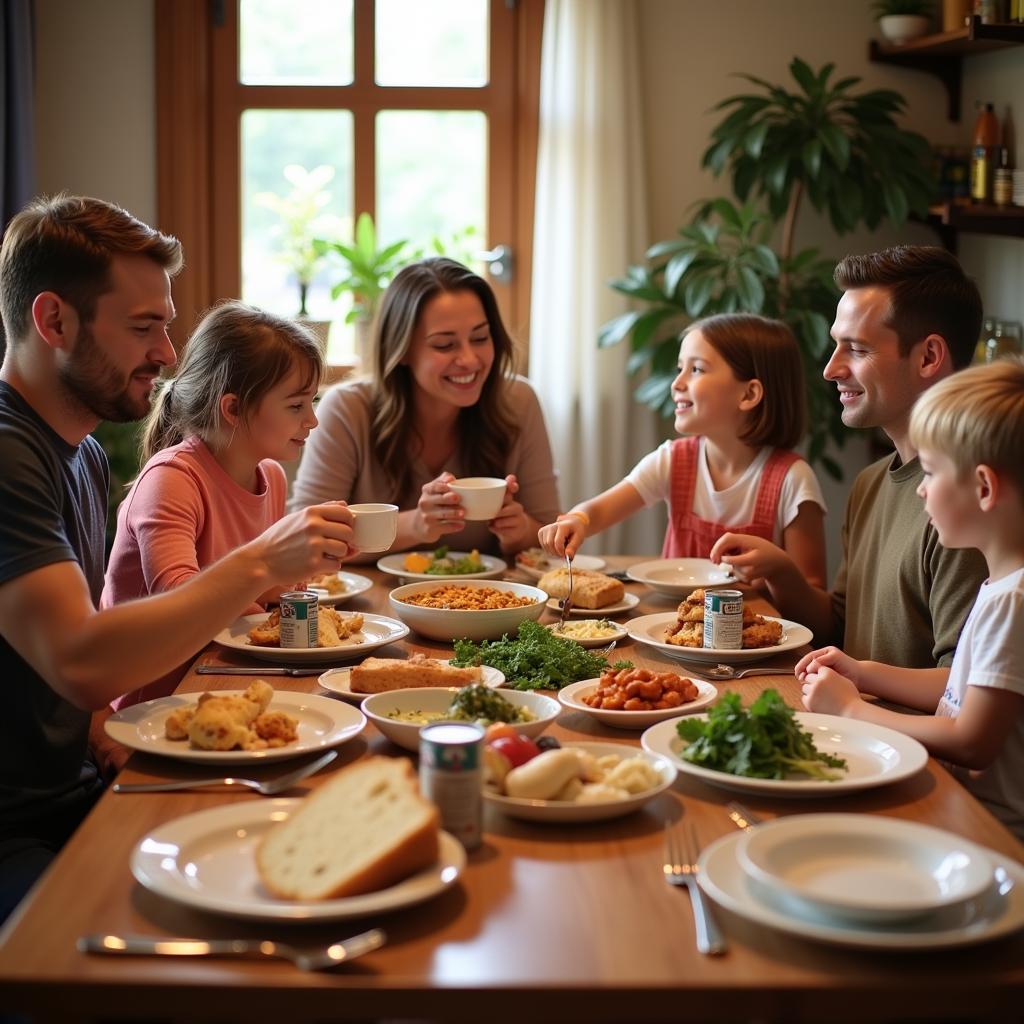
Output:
[105, 691, 366, 764]
[376, 552, 506, 582]
[698, 830, 1024, 950]
[626, 558, 735, 597]
[545, 620, 629, 648]
[545, 592, 640, 617]
[626, 611, 812, 663]
[131, 799, 465, 921]
[483, 742, 676, 823]
[736, 814, 994, 924]
[640, 712, 928, 797]
[214, 612, 410, 664]
[514, 551, 606, 580]
[305, 570, 373, 606]
[318, 661, 506, 703]
[558, 676, 717, 730]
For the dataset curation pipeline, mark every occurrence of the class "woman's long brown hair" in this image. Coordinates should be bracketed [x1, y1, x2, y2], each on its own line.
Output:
[371, 258, 518, 504]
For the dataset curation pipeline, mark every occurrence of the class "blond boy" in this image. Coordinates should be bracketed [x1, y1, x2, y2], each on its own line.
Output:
[798, 355, 1024, 838]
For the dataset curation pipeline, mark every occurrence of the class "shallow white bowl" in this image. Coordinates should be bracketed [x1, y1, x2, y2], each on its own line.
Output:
[545, 620, 628, 649]
[361, 686, 559, 752]
[388, 579, 547, 641]
[558, 676, 717, 730]
[736, 814, 993, 924]
[626, 558, 735, 598]
[448, 476, 507, 520]
[484, 741, 677, 823]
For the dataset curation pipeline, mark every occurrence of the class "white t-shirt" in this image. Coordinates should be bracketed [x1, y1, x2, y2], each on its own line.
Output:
[936, 566, 1024, 839]
[625, 438, 826, 545]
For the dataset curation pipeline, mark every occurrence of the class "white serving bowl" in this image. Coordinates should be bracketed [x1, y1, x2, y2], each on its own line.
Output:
[361, 686, 560, 752]
[388, 579, 547, 641]
[736, 814, 993, 924]
[626, 558, 735, 598]
[558, 676, 717, 730]
[448, 477, 507, 520]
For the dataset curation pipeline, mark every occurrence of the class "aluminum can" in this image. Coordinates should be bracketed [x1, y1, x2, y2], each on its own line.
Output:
[278, 590, 319, 648]
[419, 722, 484, 850]
[703, 589, 743, 649]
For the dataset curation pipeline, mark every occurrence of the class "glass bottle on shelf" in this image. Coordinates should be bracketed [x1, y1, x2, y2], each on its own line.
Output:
[986, 321, 1023, 361]
[975, 317, 995, 364]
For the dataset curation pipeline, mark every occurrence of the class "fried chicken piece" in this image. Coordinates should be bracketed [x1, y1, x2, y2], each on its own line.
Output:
[164, 705, 195, 741]
[243, 678, 273, 714]
[247, 607, 281, 646]
[741, 618, 783, 649]
[187, 700, 255, 750]
[251, 709, 299, 748]
[664, 621, 704, 647]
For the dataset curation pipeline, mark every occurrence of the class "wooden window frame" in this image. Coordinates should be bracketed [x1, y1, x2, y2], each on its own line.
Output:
[155, 0, 544, 372]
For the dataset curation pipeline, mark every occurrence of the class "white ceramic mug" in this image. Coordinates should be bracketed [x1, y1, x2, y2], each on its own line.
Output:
[448, 477, 507, 521]
[349, 503, 399, 552]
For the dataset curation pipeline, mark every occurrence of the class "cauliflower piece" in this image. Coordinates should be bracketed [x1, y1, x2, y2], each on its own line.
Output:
[601, 756, 660, 795]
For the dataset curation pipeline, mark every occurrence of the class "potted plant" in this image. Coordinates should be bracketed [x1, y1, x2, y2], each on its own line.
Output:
[255, 164, 337, 348]
[872, 0, 936, 44]
[316, 213, 413, 368]
[599, 59, 935, 478]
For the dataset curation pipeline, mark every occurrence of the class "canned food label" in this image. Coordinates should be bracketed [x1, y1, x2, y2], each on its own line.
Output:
[279, 591, 318, 648]
[704, 589, 743, 649]
[420, 723, 484, 849]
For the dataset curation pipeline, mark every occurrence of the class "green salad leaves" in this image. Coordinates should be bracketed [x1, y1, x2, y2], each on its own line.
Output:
[676, 689, 848, 781]
[451, 620, 614, 691]
[425, 546, 484, 575]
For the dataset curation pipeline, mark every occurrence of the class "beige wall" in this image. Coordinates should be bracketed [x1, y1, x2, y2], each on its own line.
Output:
[34, 0, 156, 222]
[32, 0, 1024, 569]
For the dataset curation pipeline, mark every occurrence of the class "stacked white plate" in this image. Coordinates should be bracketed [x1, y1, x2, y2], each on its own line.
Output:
[695, 813, 1024, 950]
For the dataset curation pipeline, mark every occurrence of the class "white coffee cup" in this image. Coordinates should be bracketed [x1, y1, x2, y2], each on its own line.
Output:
[448, 477, 507, 521]
[349, 503, 399, 552]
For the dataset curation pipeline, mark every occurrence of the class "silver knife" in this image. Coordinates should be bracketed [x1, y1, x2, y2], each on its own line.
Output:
[195, 665, 324, 677]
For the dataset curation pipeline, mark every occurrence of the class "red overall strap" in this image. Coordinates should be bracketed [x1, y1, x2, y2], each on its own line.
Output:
[661, 438, 802, 558]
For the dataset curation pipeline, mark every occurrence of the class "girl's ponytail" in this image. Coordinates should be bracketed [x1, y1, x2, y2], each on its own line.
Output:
[139, 378, 186, 465]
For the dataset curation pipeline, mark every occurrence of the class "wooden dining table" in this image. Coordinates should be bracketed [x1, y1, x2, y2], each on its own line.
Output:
[1, 557, 1022, 1023]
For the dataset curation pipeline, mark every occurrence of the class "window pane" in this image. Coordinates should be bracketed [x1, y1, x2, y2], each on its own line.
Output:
[376, 110, 486, 270]
[241, 110, 356, 362]
[240, 0, 353, 86]
[375, 0, 488, 87]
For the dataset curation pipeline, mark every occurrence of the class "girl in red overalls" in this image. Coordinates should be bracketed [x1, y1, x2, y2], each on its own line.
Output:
[538, 314, 827, 588]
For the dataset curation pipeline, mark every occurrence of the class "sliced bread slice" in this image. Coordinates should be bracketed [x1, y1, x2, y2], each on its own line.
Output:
[256, 756, 439, 899]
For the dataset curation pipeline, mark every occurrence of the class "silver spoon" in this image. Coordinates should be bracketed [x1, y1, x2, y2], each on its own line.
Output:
[112, 750, 337, 795]
[78, 927, 385, 971]
[678, 663, 786, 681]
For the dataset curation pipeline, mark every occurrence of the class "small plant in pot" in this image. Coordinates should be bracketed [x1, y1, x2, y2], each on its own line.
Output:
[316, 213, 413, 369]
[872, 0, 935, 44]
[255, 164, 338, 349]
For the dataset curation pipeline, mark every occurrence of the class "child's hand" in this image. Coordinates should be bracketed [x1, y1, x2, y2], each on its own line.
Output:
[709, 532, 792, 583]
[538, 516, 586, 559]
[800, 665, 862, 717]
[795, 645, 863, 688]
[413, 472, 466, 543]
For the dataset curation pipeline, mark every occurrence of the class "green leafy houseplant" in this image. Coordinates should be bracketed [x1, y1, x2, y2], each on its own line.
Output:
[316, 212, 413, 326]
[600, 59, 935, 478]
[255, 164, 337, 317]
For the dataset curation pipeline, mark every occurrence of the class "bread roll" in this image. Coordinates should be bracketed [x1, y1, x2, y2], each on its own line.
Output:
[537, 568, 625, 609]
[257, 757, 440, 900]
[349, 654, 482, 694]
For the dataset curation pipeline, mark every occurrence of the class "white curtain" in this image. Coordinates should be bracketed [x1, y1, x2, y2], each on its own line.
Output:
[529, 0, 664, 556]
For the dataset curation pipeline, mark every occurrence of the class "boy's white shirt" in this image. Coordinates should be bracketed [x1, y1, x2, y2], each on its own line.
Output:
[937, 566, 1024, 838]
[625, 437, 826, 545]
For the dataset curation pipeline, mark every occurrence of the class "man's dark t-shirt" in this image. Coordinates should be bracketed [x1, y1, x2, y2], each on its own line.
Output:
[0, 381, 108, 838]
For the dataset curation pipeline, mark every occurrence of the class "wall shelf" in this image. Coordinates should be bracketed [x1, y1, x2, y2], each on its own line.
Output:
[869, 16, 1024, 121]
[923, 202, 1024, 250]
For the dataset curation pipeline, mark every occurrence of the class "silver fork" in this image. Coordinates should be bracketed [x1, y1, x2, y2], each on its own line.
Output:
[78, 927, 385, 971]
[726, 801, 764, 831]
[663, 822, 727, 955]
[557, 552, 575, 628]
[112, 750, 337, 795]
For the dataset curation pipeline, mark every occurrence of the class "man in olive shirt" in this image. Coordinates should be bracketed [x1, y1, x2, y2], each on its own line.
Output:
[711, 246, 987, 670]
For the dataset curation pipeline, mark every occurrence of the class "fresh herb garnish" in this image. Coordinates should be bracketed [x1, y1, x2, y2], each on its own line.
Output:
[451, 619, 610, 690]
[676, 689, 847, 781]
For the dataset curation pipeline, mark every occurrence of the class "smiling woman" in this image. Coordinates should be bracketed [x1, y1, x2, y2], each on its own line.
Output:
[291, 257, 560, 559]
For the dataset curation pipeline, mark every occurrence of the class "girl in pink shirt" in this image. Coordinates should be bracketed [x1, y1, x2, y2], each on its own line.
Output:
[102, 301, 323, 709]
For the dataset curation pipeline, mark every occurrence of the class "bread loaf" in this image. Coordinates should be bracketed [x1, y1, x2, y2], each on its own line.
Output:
[537, 568, 625, 609]
[349, 654, 481, 694]
[256, 756, 440, 900]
